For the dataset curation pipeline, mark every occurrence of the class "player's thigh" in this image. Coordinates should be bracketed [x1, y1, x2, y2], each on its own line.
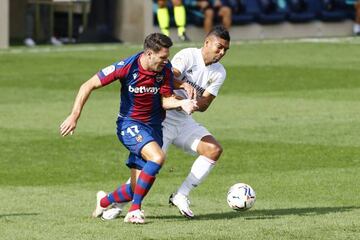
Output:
[117, 118, 158, 156]
[173, 119, 211, 155]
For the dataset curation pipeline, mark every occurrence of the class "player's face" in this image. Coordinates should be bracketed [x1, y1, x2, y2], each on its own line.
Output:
[205, 36, 230, 64]
[149, 47, 170, 72]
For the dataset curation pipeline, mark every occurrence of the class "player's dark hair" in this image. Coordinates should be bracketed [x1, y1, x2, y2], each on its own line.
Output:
[206, 25, 231, 42]
[144, 33, 173, 52]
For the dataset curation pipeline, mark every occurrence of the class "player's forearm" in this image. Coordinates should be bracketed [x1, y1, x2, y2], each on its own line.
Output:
[195, 97, 211, 112]
[69, 83, 93, 120]
[162, 95, 185, 110]
[173, 79, 183, 89]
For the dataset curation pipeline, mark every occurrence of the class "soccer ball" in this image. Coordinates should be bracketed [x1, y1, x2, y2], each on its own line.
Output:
[227, 183, 256, 211]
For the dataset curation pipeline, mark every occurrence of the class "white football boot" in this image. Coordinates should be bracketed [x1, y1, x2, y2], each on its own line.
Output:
[24, 38, 36, 47]
[92, 191, 107, 218]
[101, 202, 127, 220]
[169, 192, 194, 218]
[124, 209, 145, 224]
[50, 36, 63, 46]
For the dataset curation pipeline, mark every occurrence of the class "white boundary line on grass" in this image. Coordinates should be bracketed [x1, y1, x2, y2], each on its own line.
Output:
[231, 36, 360, 45]
[0, 44, 140, 55]
[1, 37, 360, 54]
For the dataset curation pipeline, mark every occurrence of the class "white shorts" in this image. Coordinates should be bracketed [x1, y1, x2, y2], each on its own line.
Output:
[162, 115, 211, 155]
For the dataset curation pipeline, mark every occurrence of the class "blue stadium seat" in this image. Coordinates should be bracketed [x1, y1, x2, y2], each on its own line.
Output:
[226, 0, 256, 25]
[286, 0, 317, 22]
[309, 0, 348, 22]
[253, 0, 287, 24]
[343, 0, 356, 19]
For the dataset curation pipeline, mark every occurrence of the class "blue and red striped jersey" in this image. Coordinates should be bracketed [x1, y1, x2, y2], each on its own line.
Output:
[97, 52, 174, 125]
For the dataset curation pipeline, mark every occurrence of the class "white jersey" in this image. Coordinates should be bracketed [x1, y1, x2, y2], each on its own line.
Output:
[167, 47, 226, 121]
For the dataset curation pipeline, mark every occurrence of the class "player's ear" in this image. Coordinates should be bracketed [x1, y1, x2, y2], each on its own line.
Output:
[144, 49, 152, 58]
[204, 37, 211, 47]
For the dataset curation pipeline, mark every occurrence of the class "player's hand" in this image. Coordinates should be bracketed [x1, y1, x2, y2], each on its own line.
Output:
[181, 99, 198, 115]
[181, 82, 197, 100]
[60, 115, 77, 137]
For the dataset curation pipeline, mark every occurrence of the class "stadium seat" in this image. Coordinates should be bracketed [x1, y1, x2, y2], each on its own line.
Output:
[252, 0, 287, 24]
[343, 0, 356, 19]
[286, 0, 317, 23]
[226, 0, 256, 25]
[309, 0, 348, 22]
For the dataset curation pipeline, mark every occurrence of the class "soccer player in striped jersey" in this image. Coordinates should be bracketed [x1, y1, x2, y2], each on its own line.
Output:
[59, 33, 197, 224]
[101, 25, 230, 220]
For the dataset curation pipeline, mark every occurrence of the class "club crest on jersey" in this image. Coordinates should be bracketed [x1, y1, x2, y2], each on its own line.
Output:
[207, 78, 214, 85]
[155, 74, 164, 82]
[135, 134, 143, 142]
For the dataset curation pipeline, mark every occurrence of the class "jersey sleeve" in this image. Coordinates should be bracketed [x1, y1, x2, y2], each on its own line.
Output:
[171, 49, 191, 80]
[159, 66, 174, 97]
[206, 65, 226, 97]
[96, 60, 131, 86]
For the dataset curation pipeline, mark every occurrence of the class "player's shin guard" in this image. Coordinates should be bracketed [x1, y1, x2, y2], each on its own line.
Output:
[129, 161, 161, 211]
[100, 183, 133, 208]
[174, 5, 186, 36]
[157, 7, 170, 36]
[177, 155, 216, 196]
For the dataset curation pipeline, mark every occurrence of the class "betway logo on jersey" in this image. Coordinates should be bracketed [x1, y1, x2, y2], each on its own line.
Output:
[128, 85, 160, 94]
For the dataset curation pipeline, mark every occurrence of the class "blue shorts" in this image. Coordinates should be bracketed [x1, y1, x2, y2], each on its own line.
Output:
[116, 117, 163, 170]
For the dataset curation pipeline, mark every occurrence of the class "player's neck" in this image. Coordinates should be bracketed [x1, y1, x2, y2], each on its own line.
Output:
[201, 48, 212, 66]
[139, 54, 152, 72]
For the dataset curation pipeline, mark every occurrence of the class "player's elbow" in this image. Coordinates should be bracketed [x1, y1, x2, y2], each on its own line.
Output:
[197, 107, 207, 112]
[81, 75, 102, 91]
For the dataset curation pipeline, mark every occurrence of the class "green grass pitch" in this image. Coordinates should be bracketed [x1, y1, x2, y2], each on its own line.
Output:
[1, 38, 360, 239]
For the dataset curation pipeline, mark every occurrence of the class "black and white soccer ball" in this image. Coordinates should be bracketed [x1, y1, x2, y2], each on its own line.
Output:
[227, 183, 256, 211]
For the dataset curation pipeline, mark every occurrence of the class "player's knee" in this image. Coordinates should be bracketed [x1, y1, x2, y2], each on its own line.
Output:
[219, 7, 231, 19]
[152, 151, 166, 165]
[157, 0, 167, 8]
[172, 0, 182, 6]
[214, 144, 223, 159]
[204, 8, 214, 18]
[205, 143, 223, 160]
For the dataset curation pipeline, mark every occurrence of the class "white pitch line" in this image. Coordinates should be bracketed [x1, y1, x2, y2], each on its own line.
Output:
[1, 37, 359, 55]
[0, 44, 141, 55]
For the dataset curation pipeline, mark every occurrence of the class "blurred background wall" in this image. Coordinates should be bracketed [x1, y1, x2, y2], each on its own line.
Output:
[1, 0, 357, 48]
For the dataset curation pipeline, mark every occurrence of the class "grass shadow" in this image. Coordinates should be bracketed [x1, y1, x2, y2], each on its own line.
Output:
[152, 206, 359, 221]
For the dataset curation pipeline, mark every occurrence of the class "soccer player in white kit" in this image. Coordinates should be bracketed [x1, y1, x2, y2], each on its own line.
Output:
[166, 25, 230, 218]
[100, 26, 230, 220]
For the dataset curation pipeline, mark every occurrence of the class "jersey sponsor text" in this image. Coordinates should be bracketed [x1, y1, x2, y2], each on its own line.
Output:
[128, 85, 160, 94]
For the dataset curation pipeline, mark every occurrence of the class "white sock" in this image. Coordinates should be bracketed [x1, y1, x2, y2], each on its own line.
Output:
[177, 155, 216, 197]
[353, 24, 360, 34]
